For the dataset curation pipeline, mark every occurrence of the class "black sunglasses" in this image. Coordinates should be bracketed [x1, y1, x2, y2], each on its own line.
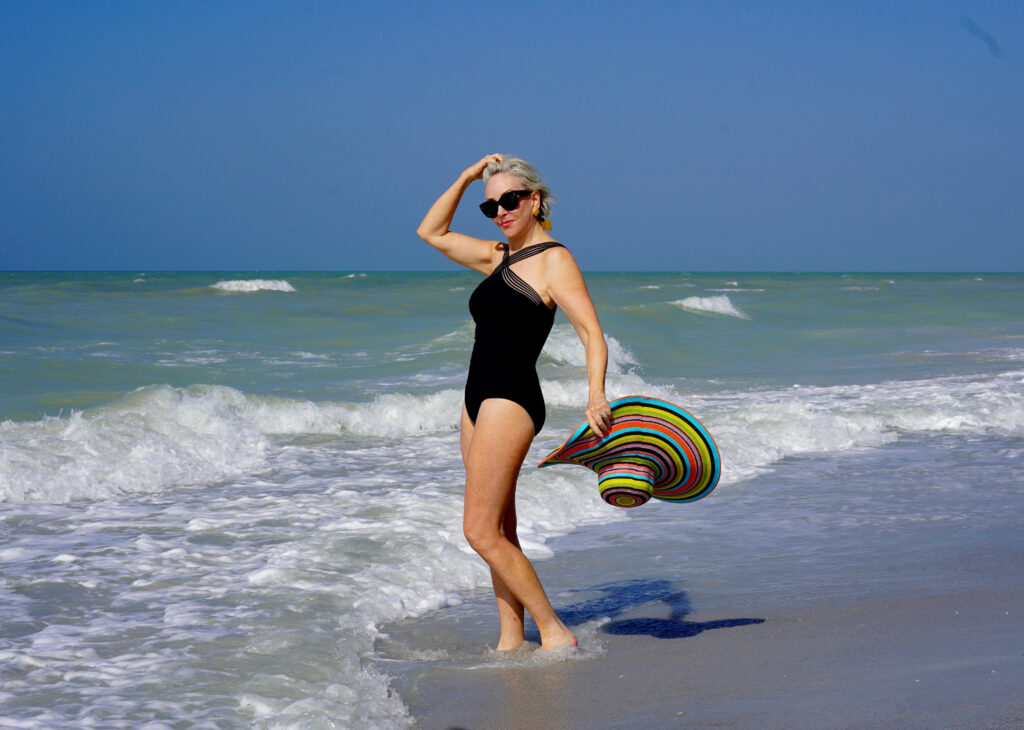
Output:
[479, 189, 532, 218]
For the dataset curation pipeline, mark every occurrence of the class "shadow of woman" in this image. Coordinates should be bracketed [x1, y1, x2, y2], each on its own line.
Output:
[604, 615, 764, 638]
[554, 578, 764, 640]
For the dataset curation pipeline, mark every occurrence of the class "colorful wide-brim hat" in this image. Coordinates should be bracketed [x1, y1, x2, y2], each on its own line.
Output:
[537, 395, 721, 508]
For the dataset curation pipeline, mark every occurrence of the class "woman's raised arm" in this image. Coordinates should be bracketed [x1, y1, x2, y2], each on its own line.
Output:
[417, 155, 503, 275]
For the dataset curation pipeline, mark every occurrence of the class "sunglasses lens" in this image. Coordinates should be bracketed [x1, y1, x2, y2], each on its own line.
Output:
[498, 191, 523, 212]
[479, 190, 528, 219]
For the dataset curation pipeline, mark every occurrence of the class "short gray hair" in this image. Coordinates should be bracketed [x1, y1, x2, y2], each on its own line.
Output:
[483, 156, 556, 221]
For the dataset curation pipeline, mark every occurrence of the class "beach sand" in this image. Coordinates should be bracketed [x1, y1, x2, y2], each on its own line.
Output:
[378, 444, 1024, 729]
[383, 537, 1023, 729]
[387, 586, 1022, 729]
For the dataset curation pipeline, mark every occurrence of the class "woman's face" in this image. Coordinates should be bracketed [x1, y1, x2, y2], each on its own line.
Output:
[484, 173, 539, 239]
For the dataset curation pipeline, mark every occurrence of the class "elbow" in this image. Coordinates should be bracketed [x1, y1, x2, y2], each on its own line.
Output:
[416, 219, 448, 247]
[416, 226, 439, 247]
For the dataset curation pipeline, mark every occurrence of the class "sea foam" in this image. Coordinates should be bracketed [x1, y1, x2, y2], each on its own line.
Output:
[0, 385, 472, 503]
[5, 364, 1023, 505]
[0, 429, 623, 725]
[210, 279, 296, 292]
[0, 386, 271, 503]
[542, 325, 638, 374]
[670, 295, 750, 319]
[538, 326, 673, 405]
[695, 369, 1024, 485]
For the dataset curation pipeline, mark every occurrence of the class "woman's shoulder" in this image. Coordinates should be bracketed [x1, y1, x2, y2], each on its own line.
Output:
[542, 242, 582, 273]
[545, 241, 574, 258]
[528, 241, 573, 266]
[536, 240, 570, 255]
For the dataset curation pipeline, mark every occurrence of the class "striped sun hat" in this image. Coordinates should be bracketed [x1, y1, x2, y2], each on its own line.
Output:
[538, 395, 721, 508]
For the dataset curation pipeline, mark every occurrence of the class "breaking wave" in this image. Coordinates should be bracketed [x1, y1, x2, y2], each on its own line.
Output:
[211, 279, 296, 293]
[670, 295, 749, 319]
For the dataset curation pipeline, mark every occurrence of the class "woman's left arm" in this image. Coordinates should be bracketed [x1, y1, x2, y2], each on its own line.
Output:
[547, 249, 612, 436]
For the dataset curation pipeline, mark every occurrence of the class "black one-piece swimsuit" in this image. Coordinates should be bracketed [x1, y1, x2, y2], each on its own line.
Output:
[465, 242, 565, 435]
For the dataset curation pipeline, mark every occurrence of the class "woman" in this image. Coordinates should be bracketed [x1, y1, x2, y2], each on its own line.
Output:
[417, 154, 611, 651]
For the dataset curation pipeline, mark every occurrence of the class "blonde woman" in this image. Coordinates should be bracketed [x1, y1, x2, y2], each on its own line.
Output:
[417, 153, 610, 651]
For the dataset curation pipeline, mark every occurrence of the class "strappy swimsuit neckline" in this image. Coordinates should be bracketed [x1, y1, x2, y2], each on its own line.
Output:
[465, 241, 566, 434]
[493, 241, 562, 309]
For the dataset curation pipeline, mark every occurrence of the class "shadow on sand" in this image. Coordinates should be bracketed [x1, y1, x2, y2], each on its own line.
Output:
[556, 578, 764, 640]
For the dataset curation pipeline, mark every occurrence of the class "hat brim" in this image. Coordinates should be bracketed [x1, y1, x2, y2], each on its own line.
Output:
[538, 395, 720, 508]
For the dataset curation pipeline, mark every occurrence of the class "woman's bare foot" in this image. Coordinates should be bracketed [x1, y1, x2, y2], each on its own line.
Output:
[539, 626, 578, 651]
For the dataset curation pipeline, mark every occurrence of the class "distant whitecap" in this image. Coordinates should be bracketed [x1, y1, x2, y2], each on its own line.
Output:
[671, 295, 750, 319]
[211, 279, 296, 293]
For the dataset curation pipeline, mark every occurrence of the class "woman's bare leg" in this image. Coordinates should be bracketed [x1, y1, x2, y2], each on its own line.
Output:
[460, 399, 576, 650]
[464, 403, 528, 651]
[490, 502, 527, 649]
[462, 406, 526, 649]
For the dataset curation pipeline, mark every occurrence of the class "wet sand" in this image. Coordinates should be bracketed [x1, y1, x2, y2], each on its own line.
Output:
[378, 444, 1024, 729]
[383, 547, 1022, 729]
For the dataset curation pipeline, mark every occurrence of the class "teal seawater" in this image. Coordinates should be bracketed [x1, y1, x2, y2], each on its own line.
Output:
[1, 270, 1022, 727]
[3, 271, 1022, 420]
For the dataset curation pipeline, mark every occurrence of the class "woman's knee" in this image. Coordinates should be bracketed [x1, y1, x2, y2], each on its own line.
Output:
[463, 519, 502, 558]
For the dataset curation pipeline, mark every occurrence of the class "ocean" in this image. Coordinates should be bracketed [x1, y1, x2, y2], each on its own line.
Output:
[2, 270, 1022, 727]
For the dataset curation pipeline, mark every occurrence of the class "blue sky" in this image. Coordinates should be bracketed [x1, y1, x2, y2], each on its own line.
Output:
[1, 1, 1021, 271]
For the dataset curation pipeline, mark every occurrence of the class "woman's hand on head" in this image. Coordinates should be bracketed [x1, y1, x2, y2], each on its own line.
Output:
[462, 154, 503, 181]
[585, 394, 612, 437]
